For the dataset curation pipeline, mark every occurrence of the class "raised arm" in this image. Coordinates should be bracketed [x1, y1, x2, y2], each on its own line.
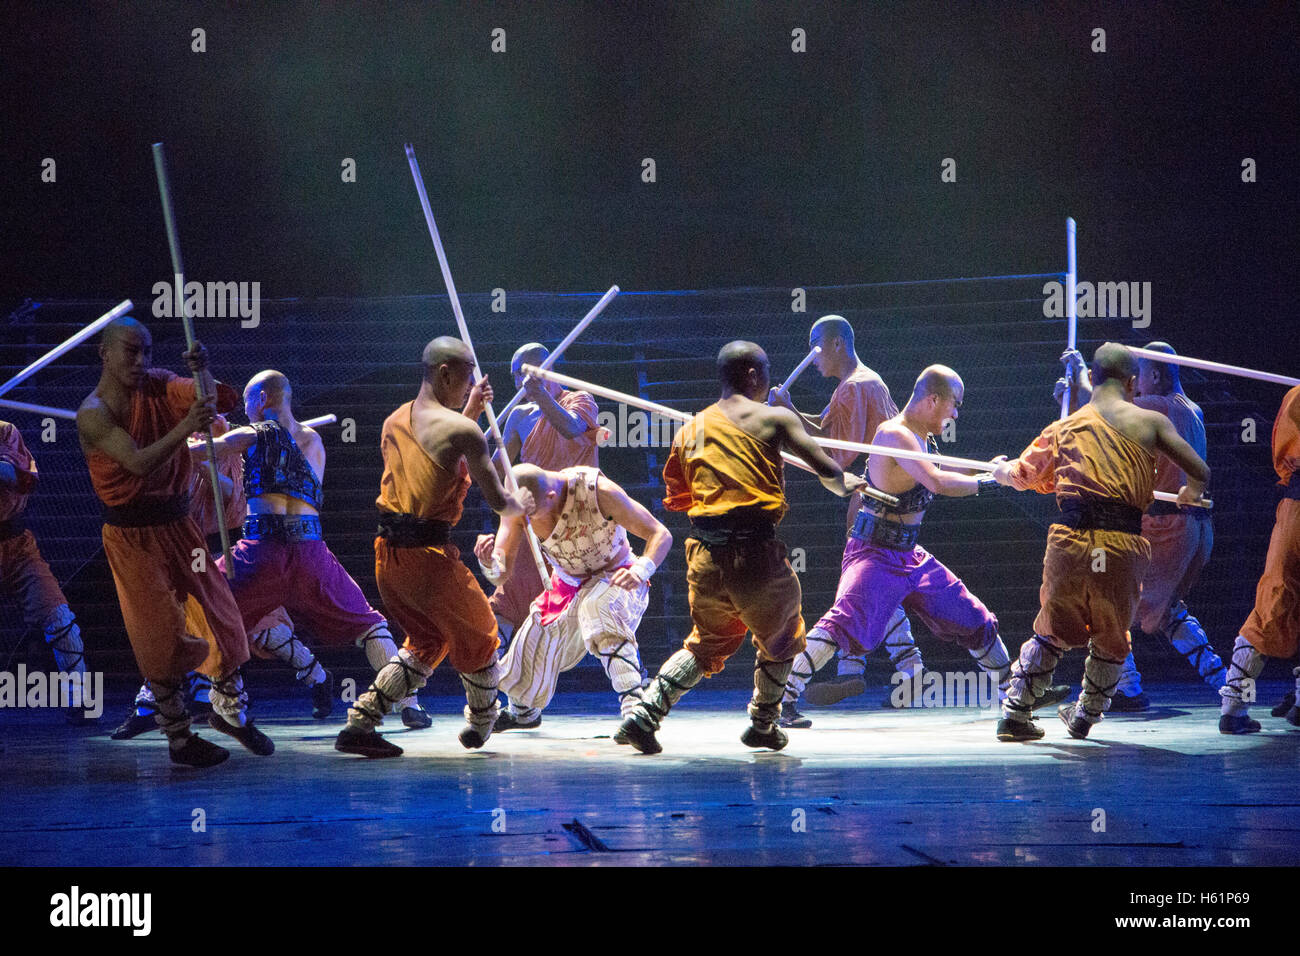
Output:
[451, 422, 532, 518]
[78, 396, 214, 477]
[524, 379, 588, 440]
[774, 407, 862, 497]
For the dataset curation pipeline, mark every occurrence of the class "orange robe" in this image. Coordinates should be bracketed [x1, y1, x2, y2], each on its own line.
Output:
[490, 389, 601, 629]
[1008, 403, 1156, 659]
[375, 401, 498, 673]
[1240, 385, 1300, 658]
[86, 370, 248, 682]
[0, 423, 67, 625]
[663, 404, 805, 674]
[1134, 392, 1213, 631]
[821, 366, 898, 525]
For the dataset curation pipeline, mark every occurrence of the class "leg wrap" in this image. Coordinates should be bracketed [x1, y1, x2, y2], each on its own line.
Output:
[1219, 635, 1265, 716]
[596, 637, 645, 718]
[43, 605, 85, 708]
[253, 621, 325, 686]
[783, 627, 837, 705]
[1294, 664, 1300, 700]
[1077, 644, 1126, 723]
[882, 606, 923, 678]
[1115, 651, 1143, 697]
[1003, 634, 1065, 721]
[969, 630, 1012, 699]
[1164, 604, 1227, 689]
[357, 622, 416, 711]
[147, 678, 192, 744]
[631, 649, 705, 732]
[750, 658, 794, 729]
[187, 671, 212, 705]
[347, 648, 432, 732]
[460, 659, 503, 738]
[210, 671, 250, 727]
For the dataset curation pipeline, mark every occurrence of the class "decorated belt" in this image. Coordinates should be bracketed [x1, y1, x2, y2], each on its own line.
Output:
[243, 513, 323, 542]
[376, 511, 451, 547]
[1146, 500, 1211, 519]
[0, 516, 25, 542]
[102, 494, 189, 528]
[1056, 496, 1144, 535]
[1284, 482, 1300, 501]
[687, 508, 777, 549]
[849, 508, 920, 551]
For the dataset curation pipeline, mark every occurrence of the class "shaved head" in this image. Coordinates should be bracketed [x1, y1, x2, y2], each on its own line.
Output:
[101, 316, 150, 350]
[1137, 340, 1182, 389]
[1090, 342, 1139, 386]
[511, 343, 549, 376]
[910, 365, 962, 404]
[810, 315, 854, 351]
[245, 369, 291, 406]
[422, 336, 475, 382]
[717, 340, 769, 393]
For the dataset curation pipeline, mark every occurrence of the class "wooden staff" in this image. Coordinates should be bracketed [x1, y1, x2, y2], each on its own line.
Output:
[1128, 347, 1299, 388]
[151, 142, 234, 577]
[300, 414, 337, 428]
[0, 398, 77, 420]
[0, 300, 133, 398]
[774, 346, 821, 401]
[404, 143, 551, 586]
[1060, 217, 1077, 420]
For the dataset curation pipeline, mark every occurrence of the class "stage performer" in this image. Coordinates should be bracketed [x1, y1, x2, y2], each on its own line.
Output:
[994, 343, 1209, 741]
[77, 317, 270, 767]
[617, 341, 865, 755]
[474, 462, 671, 735]
[0, 419, 90, 723]
[334, 337, 533, 757]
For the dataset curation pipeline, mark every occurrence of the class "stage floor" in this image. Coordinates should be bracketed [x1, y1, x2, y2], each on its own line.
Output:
[2, 683, 1297, 866]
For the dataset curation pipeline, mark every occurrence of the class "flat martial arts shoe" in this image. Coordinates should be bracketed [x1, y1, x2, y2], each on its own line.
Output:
[612, 725, 631, 744]
[804, 676, 866, 707]
[778, 705, 812, 728]
[1218, 713, 1261, 735]
[617, 717, 662, 754]
[996, 717, 1044, 741]
[110, 709, 157, 740]
[1285, 705, 1300, 727]
[169, 735, 230, 768]
[1031, 685, 1077, 711]
[207, 714, 276, 756]
[740, 722, 789, 751]
[401, 705, 433, 729]
[1271, 692, 1296, 718]
[335, 726, 403, 758]
[1106, 690, 1149, 712]
[1058, 703, 1092, 739]
[311, 671, 335, 720]
[493, 710, 541, 732]
[458, 727, 489, 749]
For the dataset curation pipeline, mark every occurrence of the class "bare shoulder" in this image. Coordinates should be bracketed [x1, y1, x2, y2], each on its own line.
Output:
[874, 419, 918, 447]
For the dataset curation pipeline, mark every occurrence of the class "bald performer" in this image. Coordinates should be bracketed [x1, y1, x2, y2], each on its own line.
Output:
[995, 343, 1210, 741]
[201, 371, 429, 725]
[485, 343, 601, 642]
[335, 337, 533, 757]
[617, 341, 866, 755]
[77, 317, 269, 767]
[795, 365, 1023, 720]
[0, 420, 90, 723]
[1057, 343, 1225, 710]
[1217, 384, 1300, 733]
[769, 314, 923, 725]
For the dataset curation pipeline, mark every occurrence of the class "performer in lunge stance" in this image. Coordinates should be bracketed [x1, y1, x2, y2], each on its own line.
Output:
[77, 317, 270, 767]
[1216, 383, 1300, 733]
[768, 315, 922, 725]
[617, 341, 865, 755]
[486, 343, 602, 644]
[335, 337, 533, 757]
[994, 343, 1210, 741]
[1056, 343, 1225, 710]
[0, 420, 91, 724]
[473, 462, 671, 735]
[790, 366, 1030, 727]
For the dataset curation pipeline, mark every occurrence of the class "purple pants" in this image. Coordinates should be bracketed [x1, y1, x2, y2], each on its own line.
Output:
[815, 536, 999, 656]
[218, 537, 383, 643]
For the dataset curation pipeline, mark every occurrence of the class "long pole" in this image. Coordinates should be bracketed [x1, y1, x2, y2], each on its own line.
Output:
[0, 300, 134, 398]
[0, 398, 77, 420]
[1060, 217, 1077, 419]
[1128, 347, 1300, 388]
[774, 346, 821, 400]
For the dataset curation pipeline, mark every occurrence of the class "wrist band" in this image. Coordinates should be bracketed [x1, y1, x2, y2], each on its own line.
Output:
[976, 474, 998, 496]
[479, 556, 505, 585]
[629, 555, 657, 583]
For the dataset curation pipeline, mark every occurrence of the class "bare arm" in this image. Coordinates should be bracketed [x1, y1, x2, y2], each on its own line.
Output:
[192, 425, 257, 465]
[490, 407, 525, 477]
[878, 424, 987, 498]
[775, 408, 862, 497]
[525, 381, 587, 439]
[452, 424, 529, 517]
[1153, 414, 1209, 490]
[596, 476, 673, 589]
[78, 397, 214, 478]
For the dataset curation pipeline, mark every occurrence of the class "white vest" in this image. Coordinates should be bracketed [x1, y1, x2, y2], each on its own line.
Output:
[542, 467, 631, 583]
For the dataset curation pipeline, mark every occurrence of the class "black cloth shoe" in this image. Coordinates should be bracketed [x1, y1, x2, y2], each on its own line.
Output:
[401, 705, 432, 729]
[1058, 703, 1091, 739]
[110, 709, 157, 740]
[311, 671, 335, 720]
[458, 726, 489, 749]
[1271, 692, 1296, 718]
[493, 710, 541, 732]
[617, 716, 662, 754]
[804, 676, 866, 707]
[1219, 713, 1261, 735]
[1107, 690, 1149, 712]
[996, 716, 1044, 741]
[740, 722, 789, 751]
[778, 705, 812, 729]
[169, 734, 230, 768]
[207, 714, 275, 756]
[335, 726, 403, 757]
[1285, 705, 1300, 727]
[1031, 685, 1077, 711]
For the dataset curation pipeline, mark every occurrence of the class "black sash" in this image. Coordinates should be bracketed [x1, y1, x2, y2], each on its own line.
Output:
[1284, 482, 1300, 501]
[1056, 497, 1144, 535]
[377, 511, 452, 547]
[1146, 500, 1211, 519]
[102, 495, 189, 528]
[687, 507, 777, 549]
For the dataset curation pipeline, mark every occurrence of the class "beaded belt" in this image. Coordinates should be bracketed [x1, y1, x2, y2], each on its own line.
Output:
[376, 511, 452, 547]
[242, 513, 324, 542]
[849, 509, 920, 551]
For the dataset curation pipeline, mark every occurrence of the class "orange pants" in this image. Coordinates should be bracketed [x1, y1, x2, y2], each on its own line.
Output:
[0, 529, 67, 627]
[488, 545, 546, 631]
[1241, 498, 1300, 658]
[1033, 525, 1151, 660]
[682, 538, 806, 675]
[103, 518, 249, 682]
[375, 538, 499, 673]
[1135, 513, 1213, 632]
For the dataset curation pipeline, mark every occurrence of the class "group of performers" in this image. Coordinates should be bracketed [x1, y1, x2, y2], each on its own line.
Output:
[1, 310, 1296, 766]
